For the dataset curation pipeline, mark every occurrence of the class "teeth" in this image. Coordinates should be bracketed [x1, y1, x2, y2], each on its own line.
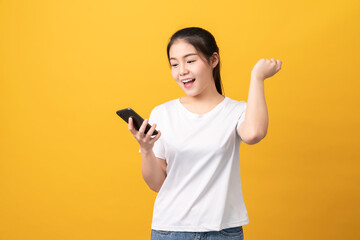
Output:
[183, 79, 194, 83]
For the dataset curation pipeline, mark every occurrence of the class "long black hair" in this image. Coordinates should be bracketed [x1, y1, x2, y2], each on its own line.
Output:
[167, 27, 224, 95]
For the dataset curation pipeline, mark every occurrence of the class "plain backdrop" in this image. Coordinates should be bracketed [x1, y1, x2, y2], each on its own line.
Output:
[1, 0, 359, 239]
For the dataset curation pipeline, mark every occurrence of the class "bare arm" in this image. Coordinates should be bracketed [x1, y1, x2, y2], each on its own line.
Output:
[140, 148, 167, 192]
[128, 118, 167, 192]
[238, 58, 282, 144]
[238, 75, 268, 145]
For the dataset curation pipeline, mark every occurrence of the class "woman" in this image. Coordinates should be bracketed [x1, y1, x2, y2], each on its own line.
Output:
[128, 27, 282, 240]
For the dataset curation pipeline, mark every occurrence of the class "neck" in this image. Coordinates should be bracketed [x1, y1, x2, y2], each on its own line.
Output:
[181, 85, 224, 105]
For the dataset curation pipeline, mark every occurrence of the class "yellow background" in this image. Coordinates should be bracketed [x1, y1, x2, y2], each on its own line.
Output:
[1, 0, 359, 239]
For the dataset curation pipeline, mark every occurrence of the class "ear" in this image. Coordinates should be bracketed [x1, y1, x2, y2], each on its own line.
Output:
[210, 52, 219, 68]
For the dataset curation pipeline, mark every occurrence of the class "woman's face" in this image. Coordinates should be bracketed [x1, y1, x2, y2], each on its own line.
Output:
[168, 39, 218, 97]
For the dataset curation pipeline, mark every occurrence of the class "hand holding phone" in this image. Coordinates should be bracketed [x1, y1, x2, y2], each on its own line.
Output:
[116, 108, 158, 136]
[116, 108, 161, 152]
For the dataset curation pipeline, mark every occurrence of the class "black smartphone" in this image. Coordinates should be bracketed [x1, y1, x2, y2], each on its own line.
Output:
[116, 108, 159, 136]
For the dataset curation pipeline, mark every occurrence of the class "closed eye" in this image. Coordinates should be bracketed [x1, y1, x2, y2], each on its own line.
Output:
[187, 60, 196, 63]
[171, 63, 178, 67]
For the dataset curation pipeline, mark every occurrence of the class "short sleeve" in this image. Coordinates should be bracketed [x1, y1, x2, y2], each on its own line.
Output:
[138, 107, 166, 160]
[236, 101, 247, 136]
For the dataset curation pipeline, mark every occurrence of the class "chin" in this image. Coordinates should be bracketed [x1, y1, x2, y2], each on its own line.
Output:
[183, 90, 201, 97]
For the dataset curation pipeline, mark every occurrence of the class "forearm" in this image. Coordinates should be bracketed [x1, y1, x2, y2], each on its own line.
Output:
[140, 148, 166, 192]
[245, 75, 269, 138]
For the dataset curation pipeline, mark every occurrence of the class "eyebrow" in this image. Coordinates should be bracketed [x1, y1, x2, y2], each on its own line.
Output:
[169, 53, 198, 61]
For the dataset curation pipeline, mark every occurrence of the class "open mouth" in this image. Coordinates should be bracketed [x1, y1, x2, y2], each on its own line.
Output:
[182, 78, 196, 88]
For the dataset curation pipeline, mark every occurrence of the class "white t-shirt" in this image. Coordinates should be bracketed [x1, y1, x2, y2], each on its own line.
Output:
[140, 96, 249, 232]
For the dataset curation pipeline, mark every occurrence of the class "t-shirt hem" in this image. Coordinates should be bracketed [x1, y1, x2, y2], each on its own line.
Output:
[151, 219, 250, 232]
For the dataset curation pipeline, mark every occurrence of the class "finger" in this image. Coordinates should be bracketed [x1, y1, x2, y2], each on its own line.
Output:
[138, 119, 148, 136]
[128, 117, 136, 134]
[150, 130, 161, 144]
[144, 123, 157, 141]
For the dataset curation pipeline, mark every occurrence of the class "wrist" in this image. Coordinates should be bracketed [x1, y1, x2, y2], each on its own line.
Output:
[251, 75, 265, 85]
[251, 74, 265, 81]
[140, 146, 152, 154]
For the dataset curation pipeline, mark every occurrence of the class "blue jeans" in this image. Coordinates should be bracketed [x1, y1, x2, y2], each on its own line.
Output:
[151, 226, 243, 240]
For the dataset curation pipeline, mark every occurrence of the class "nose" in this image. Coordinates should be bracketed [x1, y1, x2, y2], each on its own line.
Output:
[179, 63, 189, 76]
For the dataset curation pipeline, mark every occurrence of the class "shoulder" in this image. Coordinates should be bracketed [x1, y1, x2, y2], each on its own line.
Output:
[149, 99, 178, 124]
[150, 98, 179, 115]
[224, 96, 247, 111]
